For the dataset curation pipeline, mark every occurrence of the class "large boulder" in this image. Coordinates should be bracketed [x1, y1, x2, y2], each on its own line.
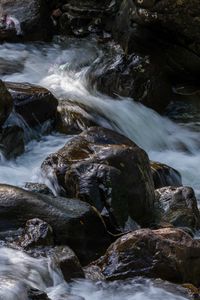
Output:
[5, 82, 58, 127]
[0, 80, 13, 128]
[95, 227, 200, 285]
[155, 186, 200, 232]
[0, 0, 53, 42]
[41, 127, 155, 230]
[150, 161, 182, 189]
[0, 184, 110, 263]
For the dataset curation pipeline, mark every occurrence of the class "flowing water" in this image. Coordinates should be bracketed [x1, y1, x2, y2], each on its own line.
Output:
[0, 36, 198, 299]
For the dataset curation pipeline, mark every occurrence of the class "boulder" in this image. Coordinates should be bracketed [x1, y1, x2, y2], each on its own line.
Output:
[0, 0, 53, 42]
[41, 127, 155, 230]
[0, 125, 24, 159]
[56, 100, 97, 134]
[28, 289, 50, 300]
[5, 82, 58, 127]
[95, 227, 200, 285]
[88, 48, 172, 113]
[0, 184, 110, 263]
[150, 161, 182, 189]
[0, 80, 13, 128]
[155, 186, 200, 232]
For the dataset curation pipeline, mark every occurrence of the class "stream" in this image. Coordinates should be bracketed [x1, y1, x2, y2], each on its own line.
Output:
[0, 36, 198, 299]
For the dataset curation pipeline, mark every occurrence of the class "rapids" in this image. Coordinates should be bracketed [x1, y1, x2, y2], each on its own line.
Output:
[0, 36, 199, 299]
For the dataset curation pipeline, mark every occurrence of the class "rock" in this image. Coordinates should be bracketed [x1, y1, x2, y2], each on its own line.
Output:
[150, 161, 182, 188]
[56, 100, 97, 134]
[95, 227, 200, 285]
[0, 125, 24, 159]
[28, 289, 50, 300]
[155, 186, 200, 232]
[14, 218, 54, 250]
[24, 183, 54, 196]
[41, 126, 155, 230]
[0, 0, 53, 42]
[0, 184, 110, 263]
[59, 0, 108, 37]
[40, 246, 85, 281]
[84, 264, 105, 281]
[89, 47, 172, 113]
[5, 82, 58, 127]
[0, 80, 13, 128]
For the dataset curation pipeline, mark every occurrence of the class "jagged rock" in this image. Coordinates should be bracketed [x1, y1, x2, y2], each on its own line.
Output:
[42, 126, 155, 230]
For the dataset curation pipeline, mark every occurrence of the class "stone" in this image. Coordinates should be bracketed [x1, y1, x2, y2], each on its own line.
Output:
[155, 186, 200, 232]
[56, 100, 97, 134]
[0, 184, 110, 263]
[42, 126, 155, 230]
[150, 161, 182, 188]
[0, 125, 24, 159]
[24, 183, 54, 196]
[0, 80, 13, 128]
[95, 227, 200, 285]
[0, 0, 53, 42]
[5, 82, 58, 127]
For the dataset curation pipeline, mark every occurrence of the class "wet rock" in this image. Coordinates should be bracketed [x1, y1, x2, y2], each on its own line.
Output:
[56, 100, 97, 134]
[89, 49, 172, 113]
[0, 184, 110, 263]
[155, 186, 200, 232]
[0, 0, 53, 42]
[59, 0, 108, 37]
[84, 264, 105, 281]
[24, 183, 54, 196]
[150, 161, 182, 189]
[14, 218, 54, 250]
[0, 80, 13, 128]
[31, 246, 85, 282]
[5, 82, 58, 127]
[42, 126, 155, 230]
[28, 288, 50, 300]
[0, 125, 24, 159]
[95, 227, 200, 285]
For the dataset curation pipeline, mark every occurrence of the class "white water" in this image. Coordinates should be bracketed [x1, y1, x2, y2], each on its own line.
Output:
[0, 38, 199, 299]
[1, 39, 200, 197]
[0, 247, 189, 300]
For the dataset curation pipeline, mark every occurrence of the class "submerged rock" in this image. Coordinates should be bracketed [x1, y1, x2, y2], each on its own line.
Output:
[42, 126, 155, 230]
[95, 227, 200, 285]
[0, 125, 24, 159]
[0, 80, 13, 128]
[150, 161, 182, 188]
[0, 184, 110, 263]
[5, 82, 58, 127]
[155, 186, 200, 232]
